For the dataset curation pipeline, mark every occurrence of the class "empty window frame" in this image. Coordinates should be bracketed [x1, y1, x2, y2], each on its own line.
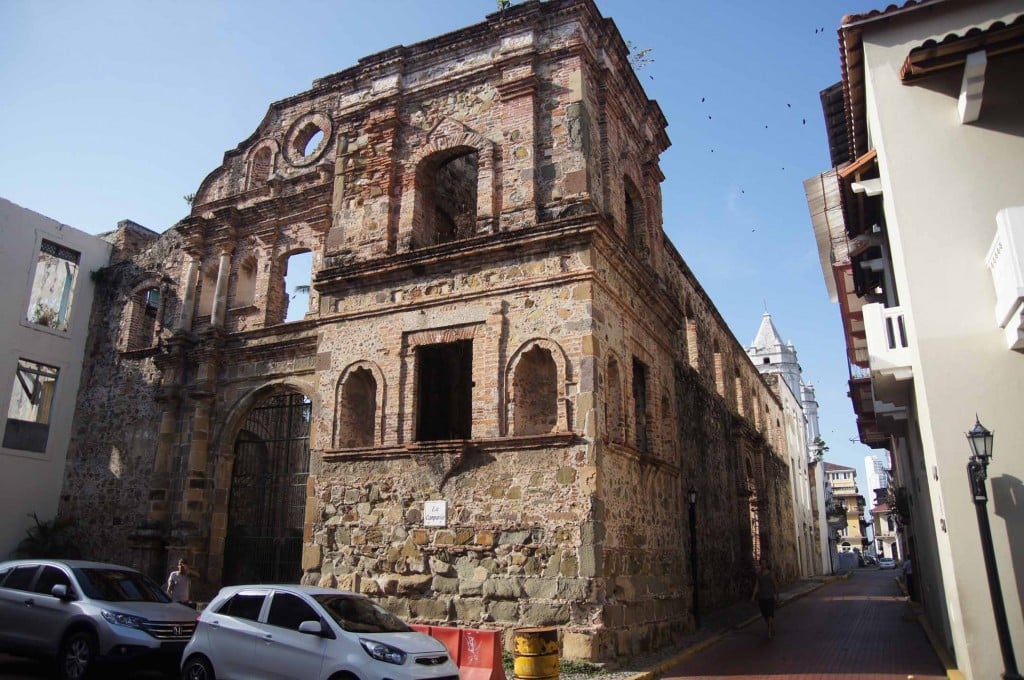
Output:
[632, 357, 650, 453]
[4, 359, 59, 453]
[123, 287, 161, 351]
[512, 345, 558, 435]
[26, 240, 80, 332]
[413, 148, 478, 248]
[415, 340, 472, 442]
[337, 367, 377, 448]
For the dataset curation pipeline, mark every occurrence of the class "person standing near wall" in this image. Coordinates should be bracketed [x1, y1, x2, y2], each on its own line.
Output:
[166, 558, 199, 607]
[752, 558, 780, 639]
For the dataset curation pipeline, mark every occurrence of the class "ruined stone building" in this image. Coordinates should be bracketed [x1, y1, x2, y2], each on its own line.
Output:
[59, 0, 798, 660]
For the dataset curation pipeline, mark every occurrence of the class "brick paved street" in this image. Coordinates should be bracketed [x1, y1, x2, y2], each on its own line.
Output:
[657, 569, 947, 680]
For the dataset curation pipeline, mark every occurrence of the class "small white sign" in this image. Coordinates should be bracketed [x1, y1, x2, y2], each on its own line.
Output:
[423, 500, 447, 527]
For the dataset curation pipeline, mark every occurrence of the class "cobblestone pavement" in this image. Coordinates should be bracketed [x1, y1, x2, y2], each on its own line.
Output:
[641, 569, 947, 680]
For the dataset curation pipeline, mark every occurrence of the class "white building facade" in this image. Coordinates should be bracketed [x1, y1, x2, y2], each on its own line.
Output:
[0, 198, 111, 557]
[806, 2, 1024, 677]
[747, 312, 826, 576]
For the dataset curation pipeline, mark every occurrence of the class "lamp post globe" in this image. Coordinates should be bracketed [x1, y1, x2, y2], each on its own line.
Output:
[964, 417, 1021, 680]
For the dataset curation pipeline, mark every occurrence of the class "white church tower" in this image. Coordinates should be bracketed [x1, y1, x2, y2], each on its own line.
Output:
[747, 311, 830, 575]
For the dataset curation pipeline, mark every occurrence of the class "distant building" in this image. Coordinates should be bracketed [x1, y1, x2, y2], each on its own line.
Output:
[806, 1, 1024, 677]
[747, 312, 826, 576]
[0, 198, 111, 557]
[822, 462, 867, 558]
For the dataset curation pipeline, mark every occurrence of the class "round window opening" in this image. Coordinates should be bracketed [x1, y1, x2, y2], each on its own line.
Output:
[295, 123, 325, 159]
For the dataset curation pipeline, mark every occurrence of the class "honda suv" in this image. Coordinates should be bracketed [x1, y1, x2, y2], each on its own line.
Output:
[0, 559, 197, 679]
[181, 584, 460, 680]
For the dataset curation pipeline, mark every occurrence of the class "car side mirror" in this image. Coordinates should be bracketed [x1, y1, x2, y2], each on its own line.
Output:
[298, 620, 324, 636]
[51, 584, 73, 600]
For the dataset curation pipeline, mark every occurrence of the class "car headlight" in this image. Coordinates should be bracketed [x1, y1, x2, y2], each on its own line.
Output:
[101, 609, 146, 629]
[359, 638, 407, 665]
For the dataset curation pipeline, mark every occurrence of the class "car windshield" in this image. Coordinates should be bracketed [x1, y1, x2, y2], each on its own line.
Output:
[73, 567, 171, 603]
[314, 594, 411, 633]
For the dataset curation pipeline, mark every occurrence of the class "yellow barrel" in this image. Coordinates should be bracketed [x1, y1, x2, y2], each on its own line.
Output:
[513, 627, 559, 680]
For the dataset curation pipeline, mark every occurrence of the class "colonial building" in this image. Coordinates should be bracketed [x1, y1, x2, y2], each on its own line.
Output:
[0, 198, 111, 557]
[60, 0, 799, 660]
[806, 1, 1023, 675]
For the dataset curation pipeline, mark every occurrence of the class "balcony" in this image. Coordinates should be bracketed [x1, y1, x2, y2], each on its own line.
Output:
[862, 302, 913, 409]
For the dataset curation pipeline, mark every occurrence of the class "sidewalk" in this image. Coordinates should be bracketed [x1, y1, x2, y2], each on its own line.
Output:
[606, 572, 848, 680]
[611, 568, 950, 680]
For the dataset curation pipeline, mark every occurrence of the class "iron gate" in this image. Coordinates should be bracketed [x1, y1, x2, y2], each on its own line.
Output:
[223, 392, 311, 585]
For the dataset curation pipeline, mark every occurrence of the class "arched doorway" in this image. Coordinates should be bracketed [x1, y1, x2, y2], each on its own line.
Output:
[222, 391, 311, 584]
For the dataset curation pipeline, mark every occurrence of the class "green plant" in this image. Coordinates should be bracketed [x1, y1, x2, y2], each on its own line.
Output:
[30, 302, 61, 329]
[10, 512, 81, 558]
[183, 192, 196, 205]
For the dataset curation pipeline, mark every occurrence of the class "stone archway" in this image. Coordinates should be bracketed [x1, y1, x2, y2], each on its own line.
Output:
[221, 390, 311, 585]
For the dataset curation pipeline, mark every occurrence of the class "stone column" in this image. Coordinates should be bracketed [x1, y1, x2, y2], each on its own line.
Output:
[210, 246, 234, 329]
[177, 255, 200, 333]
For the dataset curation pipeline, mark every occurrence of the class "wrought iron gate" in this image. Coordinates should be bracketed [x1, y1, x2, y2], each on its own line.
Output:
[223, 392, 311, 585]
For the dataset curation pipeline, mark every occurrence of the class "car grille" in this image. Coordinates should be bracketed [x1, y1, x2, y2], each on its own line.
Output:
[414, 656, 450, 666]
[142, 621, 196, 641]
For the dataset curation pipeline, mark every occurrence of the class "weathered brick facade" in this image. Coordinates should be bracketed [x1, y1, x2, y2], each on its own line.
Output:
[62, 0, 796, 661]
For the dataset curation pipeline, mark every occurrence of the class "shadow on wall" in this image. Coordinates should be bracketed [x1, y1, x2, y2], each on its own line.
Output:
[990, 475, 1024, 622]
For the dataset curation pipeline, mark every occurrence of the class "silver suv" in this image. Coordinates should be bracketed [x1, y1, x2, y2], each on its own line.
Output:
[0, 559, 197, 679]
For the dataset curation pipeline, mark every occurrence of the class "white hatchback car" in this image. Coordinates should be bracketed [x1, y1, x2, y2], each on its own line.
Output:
[181, 584, 461, 680]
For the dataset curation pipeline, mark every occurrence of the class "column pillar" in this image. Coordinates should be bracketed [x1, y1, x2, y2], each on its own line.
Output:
[177, 255, 200, 333]
[210, 246, 234, 329]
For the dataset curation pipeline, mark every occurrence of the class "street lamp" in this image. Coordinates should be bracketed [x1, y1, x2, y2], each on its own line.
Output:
[965, 417, 1022, 680]
[688, 486, 699, 628]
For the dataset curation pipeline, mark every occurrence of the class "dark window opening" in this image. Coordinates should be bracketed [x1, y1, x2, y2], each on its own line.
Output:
[416, 340, 472, 441]
[413, 148, 478, 248]
[632, 357, 649, 453]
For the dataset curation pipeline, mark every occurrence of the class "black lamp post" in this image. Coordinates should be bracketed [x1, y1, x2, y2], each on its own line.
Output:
[965, 417, 1022, 680]
[688, 486, 699, 628]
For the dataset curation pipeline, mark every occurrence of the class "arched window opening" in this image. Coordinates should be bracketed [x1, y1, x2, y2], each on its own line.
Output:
[513, 346, 558, 436]
[413, 148, 478, 249]
[248, 146, 273, 189]
[734, 367, 744, 416]
[632, 357, 650, 453]
[197, 264, 218, 318]
[713, 339, 725, 397]
[123, 286, 161, 351]
[624, 176, 646, 253]
[282, 251, 313, 323]
[234, 256, 257, 308]
[606, 358, 624, 444]
[338, 368, 377, 448]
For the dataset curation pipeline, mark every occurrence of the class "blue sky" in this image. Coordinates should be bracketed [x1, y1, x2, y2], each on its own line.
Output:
[0, 0, 885, 476]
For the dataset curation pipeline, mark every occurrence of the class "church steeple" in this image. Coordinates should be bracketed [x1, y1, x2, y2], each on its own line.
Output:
[747, 311, 802, 399]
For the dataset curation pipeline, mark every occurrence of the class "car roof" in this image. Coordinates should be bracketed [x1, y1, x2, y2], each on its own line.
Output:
[215, 584, 363, 598]
[0, 558, 142, 571]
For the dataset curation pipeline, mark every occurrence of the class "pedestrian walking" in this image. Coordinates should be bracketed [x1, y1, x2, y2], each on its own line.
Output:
[751, 558, 780, 638]
[903, 557, 914, 601]
[166, 558, 199, 607]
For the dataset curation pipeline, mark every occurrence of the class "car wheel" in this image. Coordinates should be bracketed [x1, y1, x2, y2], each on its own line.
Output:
[182, 656, 216, 680]
[58, 630, 96, 680]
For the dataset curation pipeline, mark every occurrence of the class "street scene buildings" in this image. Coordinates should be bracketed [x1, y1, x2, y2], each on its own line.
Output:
[1, 0, 1021, 677]
[806, 0, 1024, 678]
[12, 0, 811, 662]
